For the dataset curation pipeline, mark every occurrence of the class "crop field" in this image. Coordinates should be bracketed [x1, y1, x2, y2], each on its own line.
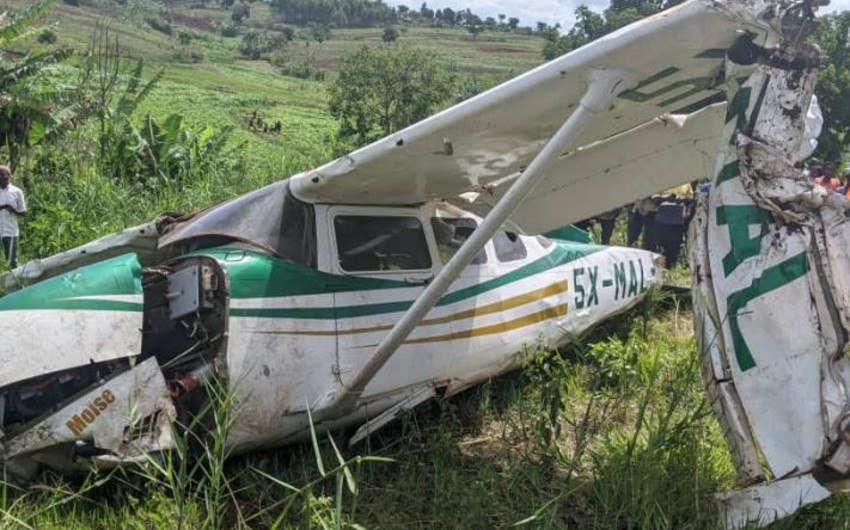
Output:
[2, 0, 850, 528]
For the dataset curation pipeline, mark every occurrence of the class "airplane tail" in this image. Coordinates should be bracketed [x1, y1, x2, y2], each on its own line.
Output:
[689, 19, 850, 529]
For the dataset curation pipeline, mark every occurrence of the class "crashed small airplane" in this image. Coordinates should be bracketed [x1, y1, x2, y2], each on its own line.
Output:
[0, 0, 841, 526]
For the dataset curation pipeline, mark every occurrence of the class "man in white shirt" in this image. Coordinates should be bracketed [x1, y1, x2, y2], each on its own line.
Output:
[0, 166, 26, 269]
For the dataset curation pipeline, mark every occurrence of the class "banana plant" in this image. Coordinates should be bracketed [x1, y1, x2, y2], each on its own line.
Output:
[124, 113, 239, 184]
[0, 1, 85, 167]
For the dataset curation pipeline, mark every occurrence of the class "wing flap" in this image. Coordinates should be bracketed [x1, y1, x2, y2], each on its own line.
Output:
[468, 103, 725, 234]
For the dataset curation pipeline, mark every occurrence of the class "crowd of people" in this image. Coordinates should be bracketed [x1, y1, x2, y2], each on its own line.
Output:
[581, 158, 849, 268]
[579, 183, 698, 268]
[806, 159, 850, 196]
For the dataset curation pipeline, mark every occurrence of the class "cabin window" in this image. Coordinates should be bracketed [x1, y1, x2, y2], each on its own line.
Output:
[431, 217, 487, 265]
[493, 230, 527, 262]
[335, 215, 432, 272]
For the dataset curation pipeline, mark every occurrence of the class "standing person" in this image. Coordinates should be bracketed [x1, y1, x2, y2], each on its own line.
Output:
[806, 160, 822, 182]
[627, 197, 657, 248]
[653, 184, 692, 267]
[597, 209, 619, 245]
[0, 166, 26, 269]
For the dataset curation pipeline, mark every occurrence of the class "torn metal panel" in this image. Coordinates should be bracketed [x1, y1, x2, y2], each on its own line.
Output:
[0, 254, 145, 388]
[717, 475, 831, 530]
[690, 196, 764, 484]
[3, 357, 176, 461]
[348, 384, 435, 446]
[0, 221, 168, 295]
[703, 64, 828, 475]
[688, 3, 850, 524]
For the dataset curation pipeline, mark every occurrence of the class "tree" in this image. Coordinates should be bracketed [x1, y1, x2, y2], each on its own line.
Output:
[231, 2, 250, 24]
[442, 7, 456, 25]
[328, 46, 456, 146]
[507, 17, 519, 30]
[382, 26, 399, 44]
[419, 2, 434, 22]
[239, 30, 283, 59]
[467, 24, 483, 41]
[813, 12, 850, 163]
[309, 23, 331, 45]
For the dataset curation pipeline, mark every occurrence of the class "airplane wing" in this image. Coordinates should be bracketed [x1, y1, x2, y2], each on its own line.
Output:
[289, 0, 762, 230]
[463, 103, 725, 234]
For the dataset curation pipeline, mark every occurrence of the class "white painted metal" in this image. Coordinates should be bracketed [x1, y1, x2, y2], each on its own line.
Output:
[348, 384, 436, 446]
[0, 222, 163, 294]
[3, 357, 175, 460]
[223, 226, 662, 449]
[0, 305, 143, 388]
[717, 475, 831, 530]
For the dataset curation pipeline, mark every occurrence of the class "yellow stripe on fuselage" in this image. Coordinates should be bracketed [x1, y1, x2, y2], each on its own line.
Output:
[403, 303, 568, 345]
[253, 280, 568, 338]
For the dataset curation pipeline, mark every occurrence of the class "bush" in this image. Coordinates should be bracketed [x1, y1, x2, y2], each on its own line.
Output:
[231, 2, 250, 24]
[217, 22, 239, 37]
[37, 29, 57, 44]
[238, 30, 283, 60]
[273, 53, 324, 81]
[146, 17, 173, 36]
[172, 47, 204, 63]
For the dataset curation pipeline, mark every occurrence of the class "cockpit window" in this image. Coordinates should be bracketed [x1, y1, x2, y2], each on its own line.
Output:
[493, 230, 527, 262]
[158, 181, 317, 267]
[431, 217, 486, 265]
[335, 215, 431, 272]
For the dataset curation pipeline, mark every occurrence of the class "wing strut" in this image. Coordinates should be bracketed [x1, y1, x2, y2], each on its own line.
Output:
[316, 69, 636, 418]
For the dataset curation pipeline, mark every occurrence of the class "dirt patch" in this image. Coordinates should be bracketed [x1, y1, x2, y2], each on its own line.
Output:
[477, 45, 527, 54]
[314, 58, 338, 68]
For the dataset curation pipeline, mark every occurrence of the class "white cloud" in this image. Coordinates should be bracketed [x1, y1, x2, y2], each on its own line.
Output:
[387, 0, 848, 29]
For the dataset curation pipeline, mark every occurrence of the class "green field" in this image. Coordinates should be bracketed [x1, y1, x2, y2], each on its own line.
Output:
[1, 0, 545, 184]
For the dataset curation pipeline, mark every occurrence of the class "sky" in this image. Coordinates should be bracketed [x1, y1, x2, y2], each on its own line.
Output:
[386, 0, 850, 29]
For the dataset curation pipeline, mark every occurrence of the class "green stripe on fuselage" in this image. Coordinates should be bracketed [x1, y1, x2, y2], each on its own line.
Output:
[0, 254, 143, 312]
[206, 243, 605, 320]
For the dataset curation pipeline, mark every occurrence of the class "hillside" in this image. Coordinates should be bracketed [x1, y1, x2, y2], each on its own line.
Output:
[2, 0, 546, 170]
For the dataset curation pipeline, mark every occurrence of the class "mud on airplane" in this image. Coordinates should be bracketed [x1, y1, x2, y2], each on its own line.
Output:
[0, 0, 843, 527]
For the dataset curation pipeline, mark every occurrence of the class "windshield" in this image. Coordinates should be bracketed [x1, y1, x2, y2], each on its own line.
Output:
[159, 181, 317, 267]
